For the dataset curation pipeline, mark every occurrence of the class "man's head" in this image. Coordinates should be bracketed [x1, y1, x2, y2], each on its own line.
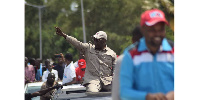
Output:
[78, 59, 86, 71]
[64, 53, 73, 65]
[35, 58, 41, 67]
[57, 57, 63, 65]
[140, 9, 168, 53]
[47, 73, 55, 84]
[29, 58, 36, 66]
[131, 25, 143, 43]
[93, 31, 107, 50]
[45, 59, 52, 71]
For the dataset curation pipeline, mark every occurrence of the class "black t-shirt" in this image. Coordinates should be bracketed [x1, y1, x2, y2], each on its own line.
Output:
[53, 64, 64, 80]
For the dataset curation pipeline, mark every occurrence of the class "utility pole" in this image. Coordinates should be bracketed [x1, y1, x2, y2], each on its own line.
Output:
[81, 0, 86, 43]
[25, 2, 45, 59]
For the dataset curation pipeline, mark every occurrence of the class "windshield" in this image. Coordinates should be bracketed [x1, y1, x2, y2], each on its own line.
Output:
[25, 86, 41, 100]
[26, 86, 41, 93]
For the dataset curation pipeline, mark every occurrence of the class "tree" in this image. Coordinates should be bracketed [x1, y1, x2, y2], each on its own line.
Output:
[25, 0, 174, 61]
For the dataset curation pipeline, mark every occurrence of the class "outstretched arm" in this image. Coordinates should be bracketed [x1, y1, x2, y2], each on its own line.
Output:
[55, 27, 67, 38]
[120, 52, 147, 100]
[31, 87, 54, 97]
[55, 27, 88, 52]
[31, 84, 62, 98]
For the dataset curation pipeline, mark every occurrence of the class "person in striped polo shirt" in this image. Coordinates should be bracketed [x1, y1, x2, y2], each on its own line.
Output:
[120, 9, 174, 100]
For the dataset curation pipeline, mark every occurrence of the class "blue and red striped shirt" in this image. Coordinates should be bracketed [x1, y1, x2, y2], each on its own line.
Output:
[120, 37, 174, 100]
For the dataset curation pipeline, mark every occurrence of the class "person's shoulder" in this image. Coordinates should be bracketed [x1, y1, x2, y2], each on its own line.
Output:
[28, 65, 34, 68]
[123, 45, 140, 59]
[124, 42, 139, 52]
[43, 70, 48, 74]
[73, 61, 78, 64]
[117, 54, 124, 62]
[52, 69, 58, 73]
[43, 70, 48, 72]
[75, 67, 79, 72]
[70, 64, 75, 70]
[41, 82, 47, 87]
[87, 42, 95, 49]
[106, 47, 117, 55]
[75, 66, 79, 70]
[87, 41, 93, 45]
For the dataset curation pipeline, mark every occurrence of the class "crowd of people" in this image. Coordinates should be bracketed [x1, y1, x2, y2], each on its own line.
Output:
[25, 52, 87, 100]
[25, 52, 86, 84]
[25, 9, 174, 100]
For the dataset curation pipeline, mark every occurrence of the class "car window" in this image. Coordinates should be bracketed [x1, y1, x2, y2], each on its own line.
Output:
[26, 86, 41, 93]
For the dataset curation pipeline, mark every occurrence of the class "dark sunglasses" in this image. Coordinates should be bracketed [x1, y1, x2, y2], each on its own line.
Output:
[93, 38, 103, 42]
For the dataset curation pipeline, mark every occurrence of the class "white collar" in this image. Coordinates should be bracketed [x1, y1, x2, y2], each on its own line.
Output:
[46, 69, 55, 73]
[65, 61, 73, 68]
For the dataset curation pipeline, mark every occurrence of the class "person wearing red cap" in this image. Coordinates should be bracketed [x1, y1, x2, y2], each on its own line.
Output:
[120, 9, 174, 100]
[75, 59, 86, 84]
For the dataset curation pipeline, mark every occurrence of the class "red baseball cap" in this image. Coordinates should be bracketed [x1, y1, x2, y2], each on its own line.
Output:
[78, 59, 86, 69]
[140, 9, 169, 26]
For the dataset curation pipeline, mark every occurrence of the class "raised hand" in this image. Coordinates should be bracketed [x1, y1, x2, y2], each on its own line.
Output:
[55, 27, 66, 37]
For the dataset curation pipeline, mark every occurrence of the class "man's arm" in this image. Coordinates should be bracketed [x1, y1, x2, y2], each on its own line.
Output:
[31, 86, 56, 97]
[112, 53, 117, 75]
[120, 51, 147, 100]
[64, 65, 76, 86]
[55, 27, 88, 52]
[60, 53, 65, 63]
[76, 79, 83, 84]
[63, 77, 76, 86]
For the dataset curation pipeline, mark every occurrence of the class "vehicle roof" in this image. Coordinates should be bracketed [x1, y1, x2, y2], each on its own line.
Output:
[25, 82, 111, 100]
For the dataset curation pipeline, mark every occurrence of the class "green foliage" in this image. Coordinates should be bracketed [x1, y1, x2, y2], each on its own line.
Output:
[25, 0, 174, 62]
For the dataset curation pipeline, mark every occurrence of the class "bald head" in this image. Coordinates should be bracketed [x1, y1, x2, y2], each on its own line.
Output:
[48, 73, 55, 78]
[47, 73, 55, 84]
